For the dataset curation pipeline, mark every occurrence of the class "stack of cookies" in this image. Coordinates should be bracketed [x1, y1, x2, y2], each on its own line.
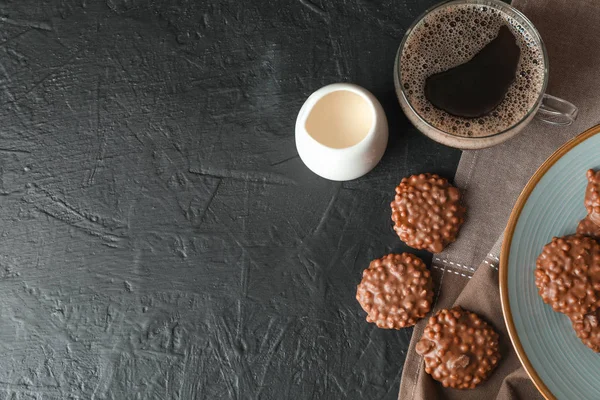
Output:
[535, 169, 600, 352]
[355, 174, 502, 389]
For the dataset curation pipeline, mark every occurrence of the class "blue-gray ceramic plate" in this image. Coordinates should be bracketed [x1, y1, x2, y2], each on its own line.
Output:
[501, 125, 600, 400]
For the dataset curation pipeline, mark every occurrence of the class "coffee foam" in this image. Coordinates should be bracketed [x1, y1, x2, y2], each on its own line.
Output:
[400, 4, 545, 137]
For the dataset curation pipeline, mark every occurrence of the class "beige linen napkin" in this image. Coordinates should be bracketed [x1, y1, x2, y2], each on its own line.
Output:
[398, 0, 600, 399]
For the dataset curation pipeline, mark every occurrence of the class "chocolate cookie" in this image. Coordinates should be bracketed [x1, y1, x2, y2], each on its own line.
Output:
[390, 173, 466, 253]
[416, 307, 500, 389]
[585, 169, 600, 226]
[534, 235, 600, 318]
[356, 253, 433, 329]
[577, 216, 600, 239]
[570, 309, 600, 352]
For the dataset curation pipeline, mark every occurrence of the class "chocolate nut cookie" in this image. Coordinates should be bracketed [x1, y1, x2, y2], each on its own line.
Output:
[416, 307, 501, 389]
[585, 169, 600, 226]
[534, 235, 600, 318]
[570, 309, 600, 352]
[356, 253, 433, 329]
[390, 173, 466, 253]
[577, 216, 600, 239]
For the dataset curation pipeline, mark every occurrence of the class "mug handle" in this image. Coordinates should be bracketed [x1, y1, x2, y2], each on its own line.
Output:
[535, 93, 578, 126]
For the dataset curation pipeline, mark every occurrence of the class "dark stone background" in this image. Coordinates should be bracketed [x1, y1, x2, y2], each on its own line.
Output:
[0, 0, 460, 398]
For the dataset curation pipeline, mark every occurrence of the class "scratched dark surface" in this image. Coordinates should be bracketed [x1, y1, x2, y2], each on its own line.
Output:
[0, 0, 461, 399]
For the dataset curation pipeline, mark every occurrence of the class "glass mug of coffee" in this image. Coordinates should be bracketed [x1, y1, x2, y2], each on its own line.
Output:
[394, 0, 578, 149]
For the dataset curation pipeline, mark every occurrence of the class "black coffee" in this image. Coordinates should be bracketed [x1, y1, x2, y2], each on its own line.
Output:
[425, 25, 520, 118]
[400, 3, 545, 137]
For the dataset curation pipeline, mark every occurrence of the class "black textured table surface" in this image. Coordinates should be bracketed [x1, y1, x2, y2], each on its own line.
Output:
[0, 1, 460, 398]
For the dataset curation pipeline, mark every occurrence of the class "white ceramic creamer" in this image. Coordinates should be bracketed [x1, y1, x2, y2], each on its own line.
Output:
[295, 83, 388, 181]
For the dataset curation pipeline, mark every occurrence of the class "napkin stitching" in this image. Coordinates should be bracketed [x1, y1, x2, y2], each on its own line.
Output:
[488, 253, 500, 262]
[433, 257, 476, 272]
[432, 264, 472, 279]
[483, 259, 499, 271]
[411, 264, 447, 399]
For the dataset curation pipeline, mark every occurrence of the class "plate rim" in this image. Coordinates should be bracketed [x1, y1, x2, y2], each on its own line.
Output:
[500, 124, 600, 400]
